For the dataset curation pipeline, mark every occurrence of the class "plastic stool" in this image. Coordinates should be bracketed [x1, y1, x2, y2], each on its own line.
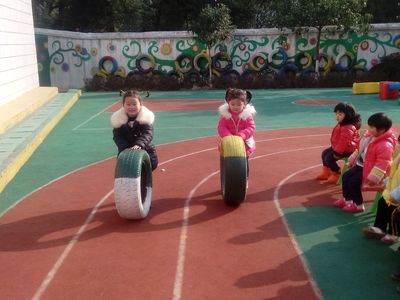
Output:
[370, 191, 383, 214]
[362, 185, 384, 214]
[336, 158, 349, 185]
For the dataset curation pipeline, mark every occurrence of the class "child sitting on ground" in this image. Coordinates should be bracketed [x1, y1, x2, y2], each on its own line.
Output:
[333, 112, 397, 213]
[111, 90, 158, 170]
[316, 102, 361, 183]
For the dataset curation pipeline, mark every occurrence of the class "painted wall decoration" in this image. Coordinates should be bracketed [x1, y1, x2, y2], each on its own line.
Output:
[35, 24, 400, 89]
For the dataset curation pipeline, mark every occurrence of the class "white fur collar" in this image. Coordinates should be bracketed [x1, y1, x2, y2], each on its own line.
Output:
[110, 106, 155, 128]
[218, 103, 256, 120]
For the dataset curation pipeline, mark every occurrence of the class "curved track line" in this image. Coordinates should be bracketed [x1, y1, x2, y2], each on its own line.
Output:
[8, 133, 327, 298]
[29, 148, 219, 299]
[273, 164, 323, 300]
[172, 170, 219, 300]
[172, 145, 325, 300]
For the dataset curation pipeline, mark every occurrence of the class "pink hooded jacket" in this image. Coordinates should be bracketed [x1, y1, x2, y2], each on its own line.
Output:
[348, 128, 397, 184]
[217, 103, 256, 156]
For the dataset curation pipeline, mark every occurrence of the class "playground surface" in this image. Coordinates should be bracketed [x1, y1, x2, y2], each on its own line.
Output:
[1, 88, 400, 299]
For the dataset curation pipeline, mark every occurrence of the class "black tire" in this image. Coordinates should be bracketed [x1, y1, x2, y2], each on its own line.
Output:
[175, 54, 193, 74]
[114, 149, 153, 219]
[294, 51, 313, 71]
[136, 54, 155, 74]
[212, 52, 233, 73]
[220, 136, 247, 206]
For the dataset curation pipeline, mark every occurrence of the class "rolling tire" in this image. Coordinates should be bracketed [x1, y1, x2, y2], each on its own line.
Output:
[220, 136, 247, 206]
[114, 149, 153, 219]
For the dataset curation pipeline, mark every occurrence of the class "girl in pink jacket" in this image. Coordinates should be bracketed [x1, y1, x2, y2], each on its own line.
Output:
[217, 88, 256, 157]
[316, 102, 361, 183]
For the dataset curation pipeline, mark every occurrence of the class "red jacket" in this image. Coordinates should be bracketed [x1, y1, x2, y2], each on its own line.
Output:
[331, 124, 360, 155]
[349, 128, 397, 184]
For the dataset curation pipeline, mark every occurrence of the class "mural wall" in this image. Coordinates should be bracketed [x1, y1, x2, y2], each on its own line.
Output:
[35, 24, 400, 89]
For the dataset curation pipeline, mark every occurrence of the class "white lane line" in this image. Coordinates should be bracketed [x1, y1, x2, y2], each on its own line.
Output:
[72, 102, 117, 131]
[272, 164, 323, 300]
[28, 148, 222, 299]
[172, 145, 324, 300]
[31, 190, 114, 300]
[172, 171, 219, 300]
[17, 134, 326, 299]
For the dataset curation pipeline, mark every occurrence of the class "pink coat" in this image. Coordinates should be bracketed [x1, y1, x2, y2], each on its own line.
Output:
[349, 128, 397, 184]
[331, 123, 360, 155]
[217, 103, 256, 156]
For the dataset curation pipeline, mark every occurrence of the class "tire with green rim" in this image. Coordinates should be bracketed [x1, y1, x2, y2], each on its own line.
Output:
[220, 136, 247, 206]
[114, 149, 153, 219]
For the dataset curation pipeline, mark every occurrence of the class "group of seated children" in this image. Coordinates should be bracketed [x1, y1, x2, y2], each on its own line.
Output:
[317, 102, 400, 289]
[317, 102, 399, 233]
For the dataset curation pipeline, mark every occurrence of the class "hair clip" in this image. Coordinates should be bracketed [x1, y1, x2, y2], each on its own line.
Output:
[225, 90, 229, 101]
[246, 91, 252, 103]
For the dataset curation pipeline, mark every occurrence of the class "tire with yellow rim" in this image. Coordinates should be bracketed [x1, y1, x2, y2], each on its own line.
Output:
[220, 136, 247, 206]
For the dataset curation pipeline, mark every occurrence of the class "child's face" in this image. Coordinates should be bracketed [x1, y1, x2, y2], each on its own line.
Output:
[123, 96, 141, 117]
[368, 125, 385, 137]
[228, 98, 246, 114]
[335, 111, 345, 123]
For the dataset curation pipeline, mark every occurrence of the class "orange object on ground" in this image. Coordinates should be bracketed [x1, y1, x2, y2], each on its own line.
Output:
[326, 172, 340, 184]
[316, 166, 331, 180]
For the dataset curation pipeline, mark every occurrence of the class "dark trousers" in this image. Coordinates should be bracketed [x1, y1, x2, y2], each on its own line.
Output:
[321, 147, 351, 173]
[148, 148, 158, 171]
[342, 165, 363, 205]
[374, 197, 400, 235]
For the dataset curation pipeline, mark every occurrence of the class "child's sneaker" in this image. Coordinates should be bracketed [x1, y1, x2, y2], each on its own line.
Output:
[333, 197, 346, 208]
[381, 234, 399, 245]
[363, 226, 386, 238]
[326, 172, 340, 184]
[316, 166, 331, 180]
[342, 202, 365, 213]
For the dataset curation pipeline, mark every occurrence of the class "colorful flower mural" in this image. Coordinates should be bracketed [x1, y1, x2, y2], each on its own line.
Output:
[35, 25, 400, 89]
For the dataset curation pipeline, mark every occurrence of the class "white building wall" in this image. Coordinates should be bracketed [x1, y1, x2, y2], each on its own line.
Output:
[0, 0, 39, 106]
